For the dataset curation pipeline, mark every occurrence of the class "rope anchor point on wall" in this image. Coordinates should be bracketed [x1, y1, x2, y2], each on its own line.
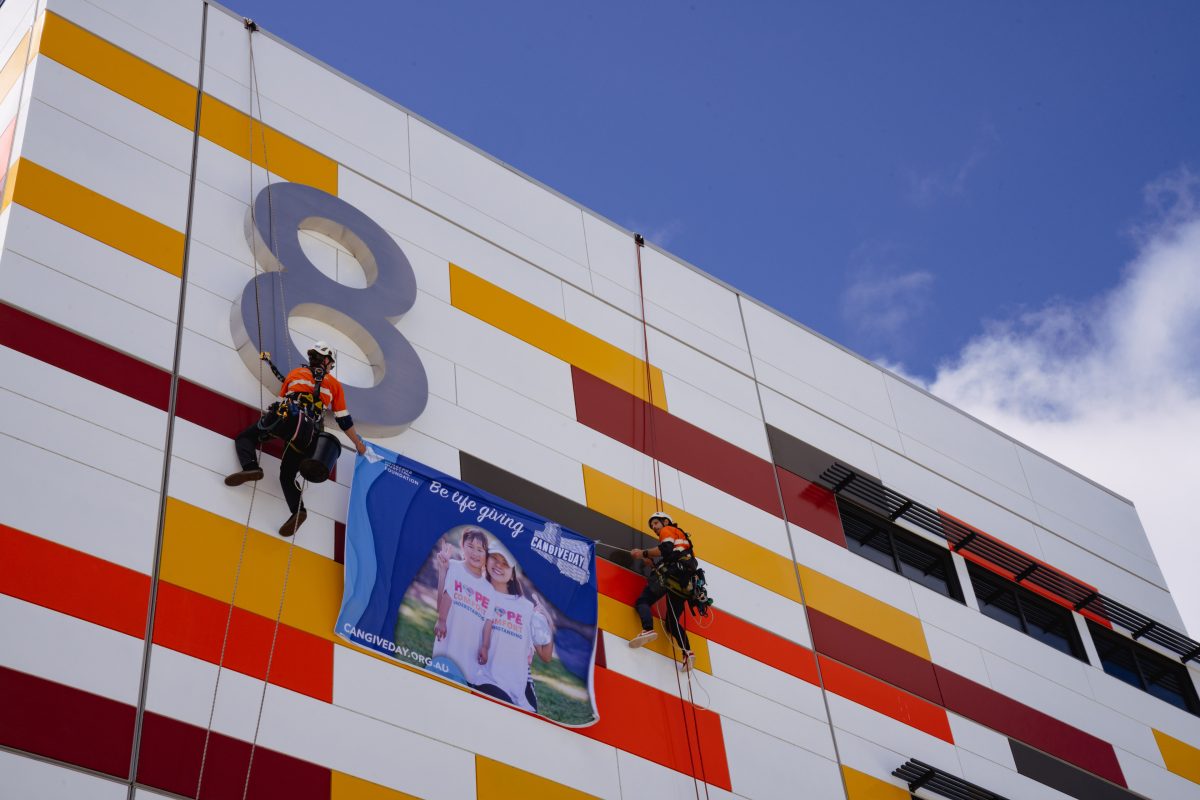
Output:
[243, 17, 258, 32]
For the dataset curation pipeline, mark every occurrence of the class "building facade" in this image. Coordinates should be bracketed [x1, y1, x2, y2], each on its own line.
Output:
[1, 1, 1199, 798]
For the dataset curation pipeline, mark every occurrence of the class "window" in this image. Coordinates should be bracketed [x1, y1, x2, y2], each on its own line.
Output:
[839, 503, 962, 602]
[967, 563, 1086, 661]
[1089, 621, 1200, 715]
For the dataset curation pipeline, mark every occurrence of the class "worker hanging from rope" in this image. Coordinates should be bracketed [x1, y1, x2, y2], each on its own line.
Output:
[627, 511, 712, 671]
[224, 341, 371, 536]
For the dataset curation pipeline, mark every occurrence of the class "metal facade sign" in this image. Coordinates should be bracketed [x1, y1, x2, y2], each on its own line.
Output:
[231, 182, 429, 435]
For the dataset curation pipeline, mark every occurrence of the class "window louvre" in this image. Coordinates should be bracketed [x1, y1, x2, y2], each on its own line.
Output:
[967, 563, 1086, 661]
[1089, 621, 1199, 715]
[839, 503, 962, 602]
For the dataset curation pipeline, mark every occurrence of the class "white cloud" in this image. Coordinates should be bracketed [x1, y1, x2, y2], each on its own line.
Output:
[906, 124, 997, 206]
[914, 171, 1200, 635]
[841, 266, 935, 342]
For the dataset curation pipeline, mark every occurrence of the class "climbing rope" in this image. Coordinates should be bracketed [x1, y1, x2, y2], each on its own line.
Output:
[631, 234, 711, 800]
[195, 21, 300, 800]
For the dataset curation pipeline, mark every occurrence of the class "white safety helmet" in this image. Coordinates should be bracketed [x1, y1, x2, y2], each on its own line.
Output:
[307, 341, 335, 364]
[647, 511, 674, 526]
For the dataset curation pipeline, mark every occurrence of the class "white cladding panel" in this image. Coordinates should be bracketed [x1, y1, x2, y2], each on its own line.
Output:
[1, 1, 1195, 798]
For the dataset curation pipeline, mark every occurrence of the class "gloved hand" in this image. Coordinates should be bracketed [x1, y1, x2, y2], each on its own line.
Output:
[362, 446, 382, 464]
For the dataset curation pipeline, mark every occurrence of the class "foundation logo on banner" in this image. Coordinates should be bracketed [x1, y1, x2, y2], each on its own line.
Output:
[530, 522, 591, 585]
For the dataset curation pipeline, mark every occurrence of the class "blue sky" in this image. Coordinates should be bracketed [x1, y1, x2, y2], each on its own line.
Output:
[230, 0, 1199, 375]
[227, 1, 1200, 632]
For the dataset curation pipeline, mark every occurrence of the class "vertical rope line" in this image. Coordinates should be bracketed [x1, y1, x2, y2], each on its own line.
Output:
[195, 20, 272, 797]
[632, 235, 706, 800]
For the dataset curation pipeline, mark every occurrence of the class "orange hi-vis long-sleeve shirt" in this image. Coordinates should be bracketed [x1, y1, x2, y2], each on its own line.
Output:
[280, 366, 350, 422]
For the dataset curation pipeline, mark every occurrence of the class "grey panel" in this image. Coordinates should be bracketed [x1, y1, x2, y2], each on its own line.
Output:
[1009, 740, 1145, 800]
[458, 452, 654, 572]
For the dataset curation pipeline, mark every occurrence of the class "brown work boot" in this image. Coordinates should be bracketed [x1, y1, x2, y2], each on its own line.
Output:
[279, 509, 307, 537]
[224, 466, 264, 486]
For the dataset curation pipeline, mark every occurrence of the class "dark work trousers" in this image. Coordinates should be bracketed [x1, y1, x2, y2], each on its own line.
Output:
[635, 575, 691, 652]
[233, 417, 313, 514]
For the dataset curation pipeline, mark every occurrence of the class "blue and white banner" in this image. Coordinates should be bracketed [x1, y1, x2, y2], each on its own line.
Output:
[336, 445, 599, 727]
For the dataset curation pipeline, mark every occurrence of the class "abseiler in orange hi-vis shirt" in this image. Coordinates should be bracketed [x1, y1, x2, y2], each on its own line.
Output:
[280, 365, 351, 423]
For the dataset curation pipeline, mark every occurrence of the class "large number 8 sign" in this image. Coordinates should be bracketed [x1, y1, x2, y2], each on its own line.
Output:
[230, 183, 429, 436]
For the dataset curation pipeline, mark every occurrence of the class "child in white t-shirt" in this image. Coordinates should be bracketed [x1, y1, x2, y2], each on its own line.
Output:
[432, 529, 495, 685]
[473, 551, 554, 711]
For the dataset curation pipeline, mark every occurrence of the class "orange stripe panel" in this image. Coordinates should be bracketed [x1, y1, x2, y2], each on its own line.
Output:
[818, 655, 954, 743]
[154, 582, 333, 702]
[0, 523, 148, 637]
[596, 559, 817, 684]
[585, 666, 731, 789]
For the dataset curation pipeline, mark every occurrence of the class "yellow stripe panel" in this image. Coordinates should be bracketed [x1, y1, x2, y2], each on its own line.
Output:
[38, 12, 195, 127]
[598, 593, 711, 673]
[162, 497, 342, 640]
[200, 94, 338, 195]
[582, 464, 931, 660]
[842, 766, 909, 799]
[583, 465, 801, 602]
[5, 159, 186, 276]
[0, 15, 42, 106]
[1154, 729, 1200, 785]
[449, 264, 668, 410]
[38, 11, 337, 194]
[476, 756, 597, 800]
[798, 567, 930, 660]
[330, 771, 419, 800]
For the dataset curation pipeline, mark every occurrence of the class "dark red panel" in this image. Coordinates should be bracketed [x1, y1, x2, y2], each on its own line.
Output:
[0, 666, 135, 778]
[572, 367, 781, 515]
[776, 466, 845, 546]
[0, 302, 170, 409]
[333, 520, 346, 565]
[935, 665, 1126, 786]
[808, 607, 941, 703]
[137, 712, 330, 800]
[0, 302, 285, 460]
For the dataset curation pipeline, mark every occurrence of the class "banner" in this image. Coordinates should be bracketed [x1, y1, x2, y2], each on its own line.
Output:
[336, 445, 600, 727]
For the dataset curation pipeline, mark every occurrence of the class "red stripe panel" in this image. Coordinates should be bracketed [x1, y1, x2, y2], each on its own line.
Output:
[154, 582, 334, 703]
[585, 666, 731, 789]
[775, 465, 845, 545]
[137, 711, 330, 800]
[934, 665, 1126, 786]
[807, 607, 941, 704]
[819, 656, 954, 743]
[572, 366, 780, 514]
[0, 523, 149, 638]
[0, 665, 135, 778]
[596, 559, 819, 684]
[1, 522, 332, 702]
[939, 510, 1111, 628]
[699, 606, 820, 685]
